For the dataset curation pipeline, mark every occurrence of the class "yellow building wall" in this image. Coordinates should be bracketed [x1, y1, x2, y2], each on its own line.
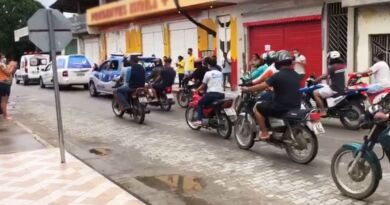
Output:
[164, 25, 171, 57]
[126, 29, 142, 54]
[198, 18, 217, 57]
[100, 34, 107, 62]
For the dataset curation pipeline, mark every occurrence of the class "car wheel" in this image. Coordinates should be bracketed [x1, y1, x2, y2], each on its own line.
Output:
[40, 77, 46, 88]
[23, 78, 28, 86]
[83, 84, 89, 90]
[89, 81, 98, 97]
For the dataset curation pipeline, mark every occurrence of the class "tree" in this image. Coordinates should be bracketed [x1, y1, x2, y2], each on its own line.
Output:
[0, 0, 43, 60]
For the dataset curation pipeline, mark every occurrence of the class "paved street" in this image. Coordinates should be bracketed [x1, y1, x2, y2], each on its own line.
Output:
[9, 84, 390, 205]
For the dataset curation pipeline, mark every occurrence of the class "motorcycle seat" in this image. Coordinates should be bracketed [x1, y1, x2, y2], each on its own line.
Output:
[210, 98, 234, 109]
[282, 109, 312, 121]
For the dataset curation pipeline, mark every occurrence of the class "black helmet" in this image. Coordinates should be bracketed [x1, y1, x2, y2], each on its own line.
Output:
[274, 50, 293, 70]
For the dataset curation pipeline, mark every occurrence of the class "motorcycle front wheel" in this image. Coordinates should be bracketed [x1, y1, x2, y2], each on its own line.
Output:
[234, 113, 256, 150]
[217, 114, 232, 139]
[177, 91, 189, 108]
[285, 125, 318, 164]
[112, 97, 124, 118]
[331, 147, 380, 200]
[185, 107, 201, 130]
[340, 103, 364, 130]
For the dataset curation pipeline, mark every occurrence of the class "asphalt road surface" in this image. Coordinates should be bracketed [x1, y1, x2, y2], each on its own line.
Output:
[9, 83, 390, 205]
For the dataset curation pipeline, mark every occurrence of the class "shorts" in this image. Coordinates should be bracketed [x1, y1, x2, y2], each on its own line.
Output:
[0, 83, 11, 97]
[367, 83, 389, 94]
[255, 101, 288, 118]
[317, 84, 336, 98]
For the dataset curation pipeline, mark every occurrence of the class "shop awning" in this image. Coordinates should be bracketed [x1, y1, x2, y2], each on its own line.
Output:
[87, 0, 236, 27]
[342, 0, 390, 7]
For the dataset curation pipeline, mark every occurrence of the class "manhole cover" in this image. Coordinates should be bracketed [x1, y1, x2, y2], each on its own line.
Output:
[89, 148, 112, 156]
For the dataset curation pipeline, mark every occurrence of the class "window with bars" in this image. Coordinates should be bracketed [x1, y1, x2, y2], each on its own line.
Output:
[371, 34, 390, 65]
[327, 2, 348, 62]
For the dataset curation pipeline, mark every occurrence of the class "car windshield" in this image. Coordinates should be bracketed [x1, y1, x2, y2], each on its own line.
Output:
[68, 56, 91, 69]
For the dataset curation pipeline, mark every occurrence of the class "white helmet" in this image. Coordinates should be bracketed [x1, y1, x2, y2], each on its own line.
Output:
[327, 51, 341, 60]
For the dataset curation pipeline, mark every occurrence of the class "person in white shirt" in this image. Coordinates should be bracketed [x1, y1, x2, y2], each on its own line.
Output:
[357, 53, 390, 93]
[194, 57, 225, 125]
[293, 48, 307, 80]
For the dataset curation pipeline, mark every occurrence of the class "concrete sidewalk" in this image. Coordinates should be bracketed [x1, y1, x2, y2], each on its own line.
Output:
[0, 122, 145, 205]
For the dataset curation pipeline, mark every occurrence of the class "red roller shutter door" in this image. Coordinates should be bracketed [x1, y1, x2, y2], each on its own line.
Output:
[248, 19, 322, 77]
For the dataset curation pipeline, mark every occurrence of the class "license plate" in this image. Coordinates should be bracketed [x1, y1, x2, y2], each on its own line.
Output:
[167, 93, 174, 99]
[312, 122, 325, 135]
[77, 73, 85, 76]
[224, 108, 236, 116]
[139, 97, 147, 103]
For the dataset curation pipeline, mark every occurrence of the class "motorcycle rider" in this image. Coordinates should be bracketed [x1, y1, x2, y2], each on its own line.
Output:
[356, 52, 390, 94]
[147, 58, 163, 82]
[152, 57, 176, 99]
[116, 55, 146, 111]
[314, 51, 346, 116]
[184, 57, 209, 88]
[242, 50, 301, 140]
[193, 57, 225, 126]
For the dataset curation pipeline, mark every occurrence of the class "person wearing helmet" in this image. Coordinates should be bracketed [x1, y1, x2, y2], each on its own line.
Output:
[242, 50, 301, 140]
[193, 57, 225, 126]
[355, 52, 390, 94]
[314, 51, 346, 116]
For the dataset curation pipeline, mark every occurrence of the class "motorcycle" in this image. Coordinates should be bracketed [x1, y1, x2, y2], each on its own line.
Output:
[300, 76, 367, 130]
[185, 92, 236, 139]
[176, 78, 196, 108]
[348, 73, 390, 105]
[331, 95, 390, 199]
[112, 85, 149, 124]
[234, 79, 322, 164]
[145, 84, 175, 111]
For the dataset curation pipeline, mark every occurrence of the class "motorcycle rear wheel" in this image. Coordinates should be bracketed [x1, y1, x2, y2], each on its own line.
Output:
[331, 147, 380, 200]
[132, 100, 145, 124]
[340, 103, 364, 130]
[160, 94, 172, 111]
[285, 125, 318, 164]
[217, 114, 232, 139]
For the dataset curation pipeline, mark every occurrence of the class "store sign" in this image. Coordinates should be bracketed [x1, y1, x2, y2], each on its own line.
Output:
[87, 0, 227, 26]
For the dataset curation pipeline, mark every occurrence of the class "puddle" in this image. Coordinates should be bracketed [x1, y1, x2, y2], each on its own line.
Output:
[136, 175, 210, 204]
[89, 148, 112, 156]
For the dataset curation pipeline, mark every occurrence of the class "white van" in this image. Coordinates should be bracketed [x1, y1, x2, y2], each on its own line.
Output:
[15, 54, 50, 85]
[39, 55, 93, 89]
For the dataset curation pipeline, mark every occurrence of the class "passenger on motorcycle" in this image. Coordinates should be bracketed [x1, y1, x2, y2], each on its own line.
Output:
[152, 57, 176, 98]
[116, 55, 146, 110]
[314, 51, 346, 116]
[184, 57, 209, 88]
[193, 57, 225, 126]
[251, 51, 278, 85]
[356, 52, 390, 94]
[242, 50, 301, 140]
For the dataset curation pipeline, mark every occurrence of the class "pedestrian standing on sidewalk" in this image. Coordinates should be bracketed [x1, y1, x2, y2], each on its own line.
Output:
[293, 48, 307, 80]
[0, 54, 17, 121]
[222, 52, 231, 91]
[186, 48, 195, 75]
[176, 56, 185, 88]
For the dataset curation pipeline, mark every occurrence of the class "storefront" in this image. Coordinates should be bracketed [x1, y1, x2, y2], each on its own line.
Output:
[169, 21, 198, 61]
[141, 24, 164, 58]
[83, 37, 100, 65]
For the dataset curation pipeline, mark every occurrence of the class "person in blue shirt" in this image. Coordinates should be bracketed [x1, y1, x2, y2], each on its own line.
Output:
[116, 55, 145, 111]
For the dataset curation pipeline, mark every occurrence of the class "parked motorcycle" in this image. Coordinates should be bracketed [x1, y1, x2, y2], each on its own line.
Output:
[185, 92, 236, 139]
[234, 79, 322, 164]
[300, 76, 367, 130]
[331, 95, 390, 199]
[176, 79, 195, 108]
[146, 84, 175, 111]
[112, 87, 148, 124]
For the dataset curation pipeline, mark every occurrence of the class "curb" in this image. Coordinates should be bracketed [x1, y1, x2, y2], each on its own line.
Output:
[15, 120, 54, 148]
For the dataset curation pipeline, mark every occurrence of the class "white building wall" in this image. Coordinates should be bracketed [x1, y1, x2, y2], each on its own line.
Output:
[356, 4, 390, 71]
